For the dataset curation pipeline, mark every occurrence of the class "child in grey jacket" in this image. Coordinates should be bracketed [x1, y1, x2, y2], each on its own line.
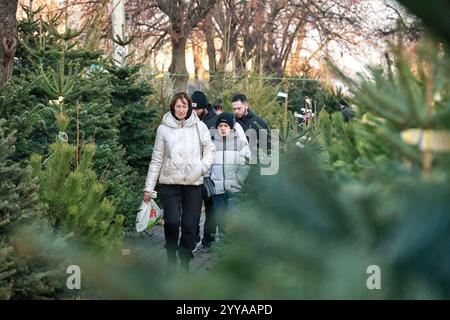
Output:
[203, 112, 251, 248]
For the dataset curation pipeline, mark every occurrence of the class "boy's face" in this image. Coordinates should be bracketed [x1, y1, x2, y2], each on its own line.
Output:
[218, 123, 231, 137]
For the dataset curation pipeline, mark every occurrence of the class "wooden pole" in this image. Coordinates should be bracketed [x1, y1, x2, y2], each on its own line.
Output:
[283, 79, 289, 153]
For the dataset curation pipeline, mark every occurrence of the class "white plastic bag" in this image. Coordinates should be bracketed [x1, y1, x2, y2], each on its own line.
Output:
[135, 199, 163, 232]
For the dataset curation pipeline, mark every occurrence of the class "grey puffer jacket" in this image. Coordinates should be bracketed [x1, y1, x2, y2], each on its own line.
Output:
[144, 111, 216, 194]
[210, 131, 251, 195]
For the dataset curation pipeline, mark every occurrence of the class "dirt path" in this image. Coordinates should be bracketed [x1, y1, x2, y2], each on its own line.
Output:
[124, 213, 217, 274]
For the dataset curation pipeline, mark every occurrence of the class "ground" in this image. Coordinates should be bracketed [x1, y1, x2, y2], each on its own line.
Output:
[124, 212, 217, 273]
[62, 213, 216, 299]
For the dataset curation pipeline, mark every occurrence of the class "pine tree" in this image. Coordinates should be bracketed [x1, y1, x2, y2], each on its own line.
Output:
[1, 7, 159, 230]
[0, 119, 62, 299]
[326, 34, 450, 178]
[105, 63, 158, 178]
[287, 75, 340, 114]
[1, 5, 104, 161]
[29, 104, 124, 255]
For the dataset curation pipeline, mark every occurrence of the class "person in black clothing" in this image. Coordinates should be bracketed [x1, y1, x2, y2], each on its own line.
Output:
[231, 93, 270, 160]
[191, 91, 219, 250]
[191, 91, 218, 129]
[339, 98, 353, 123]
[213, 97, 224, 114]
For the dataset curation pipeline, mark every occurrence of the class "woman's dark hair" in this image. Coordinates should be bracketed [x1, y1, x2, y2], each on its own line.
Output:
[170, 92, 192, 109]
[169, 92, 193, 120]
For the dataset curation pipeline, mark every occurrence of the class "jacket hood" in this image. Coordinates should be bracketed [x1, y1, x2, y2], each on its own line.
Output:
[162, 110, 200, 128]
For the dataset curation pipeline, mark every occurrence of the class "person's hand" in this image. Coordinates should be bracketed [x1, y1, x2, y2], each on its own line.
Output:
[143, 191, 152, 204]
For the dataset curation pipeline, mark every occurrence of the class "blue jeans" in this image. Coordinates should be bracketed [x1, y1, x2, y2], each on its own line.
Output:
[203, 192, 239, 245]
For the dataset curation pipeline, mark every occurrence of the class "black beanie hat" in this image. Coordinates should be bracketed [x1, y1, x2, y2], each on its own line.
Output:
[191, 91, 209, 109]
[216, 112, 235, 129]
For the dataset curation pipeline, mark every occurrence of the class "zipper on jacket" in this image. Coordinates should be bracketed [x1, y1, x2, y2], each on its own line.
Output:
[223, 136, 226, 192]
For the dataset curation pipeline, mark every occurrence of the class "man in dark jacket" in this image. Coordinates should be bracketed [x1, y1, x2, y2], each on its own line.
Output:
[231, 93, 271, 159]
[191, 91, 219, 250]
[339, 98, 353, 123]
[191, 91, 218, 129]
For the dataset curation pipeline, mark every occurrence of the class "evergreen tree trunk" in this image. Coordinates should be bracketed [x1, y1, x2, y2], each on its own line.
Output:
[0, 0, 19, 85]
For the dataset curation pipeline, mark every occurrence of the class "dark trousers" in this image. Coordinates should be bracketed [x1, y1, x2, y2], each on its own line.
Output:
[162, 184, 203, 259]
[194, 198, 213, 244]
[203, 192, 239, 245]
[202, 198, 215, 245]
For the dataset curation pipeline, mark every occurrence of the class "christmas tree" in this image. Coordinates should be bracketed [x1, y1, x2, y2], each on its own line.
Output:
[0, 6, 160, 230]
[0, 119, 62, 299]
[29, 101, 124, 255]
[105, 63, 158, 178]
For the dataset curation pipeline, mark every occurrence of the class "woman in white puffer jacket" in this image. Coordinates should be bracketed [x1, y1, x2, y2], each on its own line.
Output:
[143, 92, 215, 271]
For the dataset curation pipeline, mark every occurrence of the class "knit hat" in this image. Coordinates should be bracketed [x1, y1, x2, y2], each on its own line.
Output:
[191, 91, 209, 109]
[216, 112, 235, 129]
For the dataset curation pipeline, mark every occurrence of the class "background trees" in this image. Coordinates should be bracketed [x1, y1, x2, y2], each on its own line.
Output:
[0, 0, 19, 84]
[8, 0, 403, 91]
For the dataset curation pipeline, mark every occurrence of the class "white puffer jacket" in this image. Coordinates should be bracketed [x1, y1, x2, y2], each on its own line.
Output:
[210, 131, 251, 195]
[144, 111, 216, 194]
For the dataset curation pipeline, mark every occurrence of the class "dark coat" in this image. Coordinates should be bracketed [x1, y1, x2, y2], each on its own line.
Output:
[342, 106, 353, 123]
[236, 108, 270, 154]
[201, 104, 218, 129]
[236, 108, 269, 133]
